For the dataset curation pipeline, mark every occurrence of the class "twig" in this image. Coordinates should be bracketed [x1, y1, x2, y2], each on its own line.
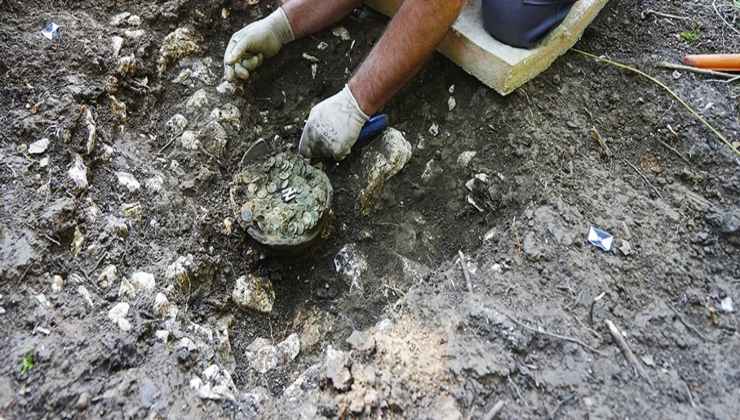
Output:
[458, 250, 473, 293]
[590, 127, 611, 157]
[483, 400, 506, 420]
[157, 136, 177, 155]
[624, 159, 663, 199]
[573, 49, 739, 157]
[605, 319, 652, 384]
[548, 394, 576, 420]
[657, 139, 692, 165]
[589, 292, 606, 325]
[641, 9, 690, 21]
[657, 62, 738, 79]
[667, 302, 709, 342]
[42, 233, 62, 246]
[713, 0, 740, 36]
[507, 375, 525, 403]
[684, 380, 696, 408]
[507, 314, 607, 356]
[572, 313, 603, 340]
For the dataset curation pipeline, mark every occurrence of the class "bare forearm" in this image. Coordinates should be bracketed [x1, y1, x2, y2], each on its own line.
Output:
[350, 0, 464, 114]
[282, 0, 362, 39]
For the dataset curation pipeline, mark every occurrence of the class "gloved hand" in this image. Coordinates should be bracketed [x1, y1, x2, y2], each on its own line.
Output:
[223, 7, 294, 81]
[299, 85, 369, 161]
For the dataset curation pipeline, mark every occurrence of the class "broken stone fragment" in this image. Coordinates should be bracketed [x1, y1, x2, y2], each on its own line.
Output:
[111, 36, 124, 58]
[105, 216, 129, 238]
[68, 154, 88, 190]
[50, 275, 64, 293]
[358, 128, 412, 214]
[78, 286, 94, 307]
[121, 202, 143, 220]
[116, 171, 140, 192]
[110, 12, 131, 26]
[70, 226, 84, 257]
[276, 333, 301, 364]
[120, 271, 155, 298]
[216, 81, 236, 95]
[28, 138, 49, 154]
[108, 302, 131, 331]
[190, 365, 237, 401]
[153, 292, 177, 319]
[323, 345, 352, 391]
[232, 274, 275, 313]
[185, 89, 210, 114]
[165, 254, 195, 289]
[98, 264, 117, 288]
[334, 244, 368, 294]
[180, 130, 199, 150]
[198, 120, 228, 157]
[457, 151, 477, 168]
[116, 54, 138, 77]
[346, 330, 376, 354]
[158, 27, 203, 74]
[166, 114, 188, 138]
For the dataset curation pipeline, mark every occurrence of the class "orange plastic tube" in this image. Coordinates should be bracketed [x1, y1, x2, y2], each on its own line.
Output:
[683, 54, 740, 71]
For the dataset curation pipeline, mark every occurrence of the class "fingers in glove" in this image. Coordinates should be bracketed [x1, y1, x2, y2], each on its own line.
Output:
[234, 63, 250, 80]
[224, 64, 236, 81]
[241, 54, 263, 71]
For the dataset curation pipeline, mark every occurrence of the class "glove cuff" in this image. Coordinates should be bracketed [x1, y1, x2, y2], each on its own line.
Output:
[270, 7, 295, 45]
[342, 84, 370, 122]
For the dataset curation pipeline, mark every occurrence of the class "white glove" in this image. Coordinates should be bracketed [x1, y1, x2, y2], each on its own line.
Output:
[299, 85, 369, 161]
[223, 7, 294, 81]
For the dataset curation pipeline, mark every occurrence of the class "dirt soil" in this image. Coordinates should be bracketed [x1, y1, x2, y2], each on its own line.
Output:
[1, 0, 739, 418]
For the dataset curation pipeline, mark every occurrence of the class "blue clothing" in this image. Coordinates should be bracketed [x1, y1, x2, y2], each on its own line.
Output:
[482, 0, 578, 49]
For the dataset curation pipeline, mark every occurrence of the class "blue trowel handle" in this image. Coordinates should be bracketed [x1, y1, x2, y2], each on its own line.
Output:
[358, 114, 389, 145]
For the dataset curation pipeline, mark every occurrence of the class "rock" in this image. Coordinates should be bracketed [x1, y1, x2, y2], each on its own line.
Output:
[323, 345, 352, 391]
[429, 122, 439, 136]
[116, 172, 140, 192]
[216, 81, 236, 95]
[619, 240, 633, 256]
[153, 292, 177, 318]
[76, 392, 91, 410]
[110, 12, 131, 26]
[707, 208, 740, 246]
[108, 302, 131, 331]
[332, 26, 351, 41]
[448, 96, 457, 112]
[116, 54, 138, 76]
[35, 293, 51, 308]
[121, 202, 143, 220]
[251, 340, 279, 374]
[124, 29, 146, 40]
[126, 15, 142, 26]
[358, 128, 413, 214]
[111, 36, 124, 58]
[198, 121, 228, 157]
[277, 333, 301, 364]
[185, 89, 209, 114]
[165, 254, 195, 288]
[50, 275, 64, 293]
[105, 216, 129, 238]
[232, 274, 275, 313]
[28, 138, 50, 154]
[210, 104, 241, 128]
[334, 244, 368, 294]
[158, 27, 203, 74]
[120, 271, 155, 298]
[166, 114, 188, 137]
[457, 151, 476, 168]
[145, 175, 164, 193]
[719, 297, 734, 313]
[191, 365, 237, 401]
[68, 154, 88, 190]
[70, 226, 84, 257]
[98, 265, 117, 289]
[109, 95, 127, 120]
[78, 286, 94, 307]
[346, 330, 376, 354]
[180, 130, 200, 150]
